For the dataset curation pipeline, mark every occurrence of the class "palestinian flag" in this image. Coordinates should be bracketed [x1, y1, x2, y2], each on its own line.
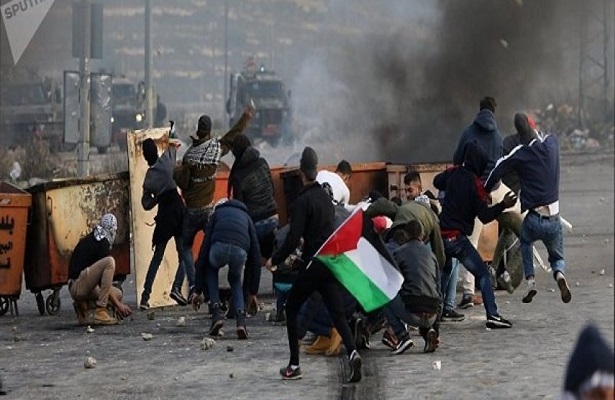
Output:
[314, 205, 403, 312]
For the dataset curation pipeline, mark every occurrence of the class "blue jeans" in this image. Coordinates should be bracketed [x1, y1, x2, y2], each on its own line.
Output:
[142, 235, 184, 304]
[206, 242, 247, 314]
[441, 258, 461, 312]
[254, 216, 278, 259]
[383, 294, 437, 339]
[443, 235, 499, 318]
[297, 294, 332, 337]
[177, 207, 211, 291]
[520, 211, 565, 279]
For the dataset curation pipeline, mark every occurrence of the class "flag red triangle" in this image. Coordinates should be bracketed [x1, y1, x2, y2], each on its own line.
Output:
[318, 209, 363, 256]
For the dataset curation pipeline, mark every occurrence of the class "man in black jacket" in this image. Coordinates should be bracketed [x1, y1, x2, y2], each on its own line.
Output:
[383, 220, 441, 355]
[265, 147, 362, 383]
[228, 134, 278, 312]
[434, 142, 517, 329]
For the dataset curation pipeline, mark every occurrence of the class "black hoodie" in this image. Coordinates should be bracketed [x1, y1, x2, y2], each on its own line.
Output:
[434, 142, 506, 236]
[228, 146, 278, 222]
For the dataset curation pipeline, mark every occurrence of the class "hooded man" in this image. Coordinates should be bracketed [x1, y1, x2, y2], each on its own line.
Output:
[228, 134, 278, 312]
[173, 106, 253, 304]
[560, 324, 614, 399]
[485, 112, 571, 305]
[68, 213, 132, 326]
[265, 147, 362, 383]
[434, 141, 517, 329]
[139, 137, 186, 310]
[452, 96, 510, 309]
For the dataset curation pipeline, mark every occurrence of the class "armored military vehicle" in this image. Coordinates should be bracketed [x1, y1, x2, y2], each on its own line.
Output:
[226, 58, 292, 146]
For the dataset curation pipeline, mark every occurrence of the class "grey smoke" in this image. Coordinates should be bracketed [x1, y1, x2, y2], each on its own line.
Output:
[292, 0, 588, 163]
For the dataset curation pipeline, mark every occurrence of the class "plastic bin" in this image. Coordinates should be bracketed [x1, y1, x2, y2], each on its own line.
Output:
[24, 172, 131, 315]
[0, 182, 32, 316]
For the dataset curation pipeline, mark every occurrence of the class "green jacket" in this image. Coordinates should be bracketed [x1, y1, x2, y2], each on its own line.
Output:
[366, 198, 446, 269]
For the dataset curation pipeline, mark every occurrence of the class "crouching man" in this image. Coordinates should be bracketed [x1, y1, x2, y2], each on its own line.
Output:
[382, 220, 441, 355]
[68, 213, 132, 325]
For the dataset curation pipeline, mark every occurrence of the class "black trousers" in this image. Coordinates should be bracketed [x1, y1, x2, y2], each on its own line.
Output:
[285, 259, 357, 366]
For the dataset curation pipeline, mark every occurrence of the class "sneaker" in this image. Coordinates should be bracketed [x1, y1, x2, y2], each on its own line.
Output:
[236, 311, 248, 340]
[458, 294, 474, 309]
[391, 335, 414, 355]
[497, 271, 515, 294]
[170, 289, 188, 306]
[556, 274, 572, 303]
[237, 326, 248, 340]
[522, 280, 537, 303]
[441, 309, 465, 322]
[279, 365, 302, 380]
[423, 328, 439, 353]
[139, 301, 150, 311]
[209, 303, 225, 336]
[486, 314, 512, 329]
[381, 328, 399, 350]
[348, 350, 362, 383]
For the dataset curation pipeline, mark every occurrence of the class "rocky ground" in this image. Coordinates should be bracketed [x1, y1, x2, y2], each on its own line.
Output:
[0, 151, 613, 400]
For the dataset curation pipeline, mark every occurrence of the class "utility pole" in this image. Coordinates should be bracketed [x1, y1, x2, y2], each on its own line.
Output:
[77, 0, 91, 177]
[578, 0, 611, 129]
[223, 0, 229, 127]
[144, 0, 154, 128]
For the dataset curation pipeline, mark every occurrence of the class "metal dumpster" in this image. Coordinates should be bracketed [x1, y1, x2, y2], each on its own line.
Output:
[280, 161, 498, 261]
[0, 182, 32, 316]
[24, 172, 131, 315]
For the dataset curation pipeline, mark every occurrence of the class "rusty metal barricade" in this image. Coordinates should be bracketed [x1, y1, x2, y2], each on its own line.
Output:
[24, 172, 130, 315]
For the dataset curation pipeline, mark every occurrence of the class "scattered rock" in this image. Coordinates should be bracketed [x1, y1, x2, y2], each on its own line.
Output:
[174, 377, 179, 381]
[575, 282, 580, 287]
[141, 333, 153, 341]
[599, 269, 605, 276]
[147, 311, 155, 320]
[548, 289, 556, 293]
[121, 377, 126, 381]
[201, 337, 215, 350]
[599, 197, 605, 202]
[433, 360, 442, 370]
[226, 346, 234, 352]
[86, 326, 95, 334]
[84, 357, 97, 369]
[229, 373, 234, 379]
[177, 317, 186, 327]
[609, 283, 613, 289]
[604, 239, 610, 244]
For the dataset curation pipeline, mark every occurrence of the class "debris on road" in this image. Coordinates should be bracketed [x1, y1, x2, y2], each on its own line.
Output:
[177, 317, 186, 327]
[201, 337, 215, 350]
[433, 361, 442, 371]
[86, 326, 95, 334]
[84, 357, 97, 369]
[141, 333, 154, 341]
